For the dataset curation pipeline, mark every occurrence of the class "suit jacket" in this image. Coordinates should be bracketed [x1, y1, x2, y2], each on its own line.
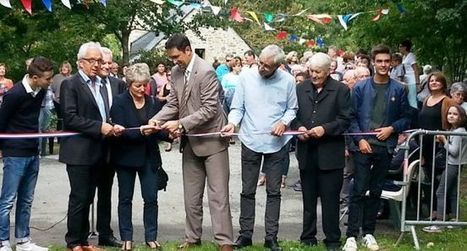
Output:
[292, 77, 353, 170]
[109, 76, 127, 99]
[109, 91, 169, 168]
[152, 54, 228, 157]
[59, 73, 106, 165]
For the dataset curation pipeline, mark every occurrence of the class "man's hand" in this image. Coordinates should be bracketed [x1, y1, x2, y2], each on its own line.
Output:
[140, 125, 159, 136]
[436, 135, 447, 144]
[113, 124, 125, 137]
[358, 139, 373, 154]
[308, 126, 325, 138]
[220, 123, 236, 137]
[271, 121, 286, 136]
[148, 119, 161, 128]
[297, 126, 310, 141]
[161, 120, 181, 134]
[374, 126, 394, 141]
[100, 122, 114, 137]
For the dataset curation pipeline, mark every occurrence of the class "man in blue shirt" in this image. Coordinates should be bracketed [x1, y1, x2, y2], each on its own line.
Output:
[221, 45, 298, 251]
[215, 54, 234, 82]
[0, 57, 54, 251]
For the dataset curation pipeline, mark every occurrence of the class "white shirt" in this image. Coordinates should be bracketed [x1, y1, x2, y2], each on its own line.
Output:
[21, 75, 41, 97]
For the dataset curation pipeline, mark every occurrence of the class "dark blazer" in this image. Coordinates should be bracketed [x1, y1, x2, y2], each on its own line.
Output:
[109, 76, 127, 98]
[59, 73, 108, 165]
[110, 91, 170, 168]
[292, 77, 353, 170]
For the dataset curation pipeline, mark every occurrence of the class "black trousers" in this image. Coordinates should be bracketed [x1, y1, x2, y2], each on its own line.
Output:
[96, 162, 115, 238]
[239, 144, 288, 241]
[300, 167, 343, 248]
[65, 164, 100, 248]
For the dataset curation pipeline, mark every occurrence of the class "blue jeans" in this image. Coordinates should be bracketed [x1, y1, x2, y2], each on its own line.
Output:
[116, 160, 159, 242]
[0, 156, 40, 242]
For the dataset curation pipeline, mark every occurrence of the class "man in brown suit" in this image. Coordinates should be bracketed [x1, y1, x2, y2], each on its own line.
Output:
[147, 34, 234, 251]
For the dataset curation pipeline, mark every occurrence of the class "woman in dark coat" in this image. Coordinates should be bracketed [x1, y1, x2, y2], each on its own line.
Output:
[110, 63, 170, 250]
[292, 53, 352, 250]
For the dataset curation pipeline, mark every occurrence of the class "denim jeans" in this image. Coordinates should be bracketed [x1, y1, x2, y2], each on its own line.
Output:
[0, 156, 40, 242]
[346, 146, 392, 238]
[116, 160, 159, 242]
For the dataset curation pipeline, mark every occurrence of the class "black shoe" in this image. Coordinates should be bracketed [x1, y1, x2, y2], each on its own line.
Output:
[264, 239, 282, 251]
[98, 236, 123, 247]
[234, 236, 252, 249]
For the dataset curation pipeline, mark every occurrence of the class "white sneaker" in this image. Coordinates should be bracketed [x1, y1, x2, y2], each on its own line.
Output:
[422, 225, 443, 233]
[15, 241, 48, 251]
[0, 242, 12, 251]
[362, 234, 379, 251]
[342, 237, 357, 251]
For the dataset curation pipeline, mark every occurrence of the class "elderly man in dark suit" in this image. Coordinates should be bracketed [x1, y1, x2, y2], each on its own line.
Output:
[59, 41, 123, 251]
[147, 34, 234, 251]
[292, 52, 352, 251]
[91, 47, 126, 247]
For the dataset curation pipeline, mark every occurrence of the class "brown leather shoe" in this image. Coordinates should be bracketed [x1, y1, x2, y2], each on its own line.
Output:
[177, 240, 201, 249]
[82, 245, 105, 251]
[67, 246, 83, 251]
[219, 244, 233, 251]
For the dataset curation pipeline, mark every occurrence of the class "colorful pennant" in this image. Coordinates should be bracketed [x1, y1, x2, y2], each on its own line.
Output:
[99, 0, 107, 7]
[264, 22, 275, 31]
[41, 0, 52, 12]
[20, 0, 32, 15]
[230, 7, 244, 22]
[167, 0, 184, 7]
[263, 12, 274, 23]
[276, 31, 287, 40]
[247, 11, 261, 25]
[307, 14, 333, 25]
[337, 13, 362, 30]
[60, 0, 71, 9]
[0, 0, 11, 8]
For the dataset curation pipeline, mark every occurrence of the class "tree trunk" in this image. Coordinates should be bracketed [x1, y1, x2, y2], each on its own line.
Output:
[121, 29, 131, 65]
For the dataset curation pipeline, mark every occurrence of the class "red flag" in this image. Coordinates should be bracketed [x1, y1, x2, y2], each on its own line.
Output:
[276, 31, 287, 40]
[230, 7, 244, 22]
[20, 0, 32, 15]
[307, 14, 333, 25]
[307, 40, 316, 48]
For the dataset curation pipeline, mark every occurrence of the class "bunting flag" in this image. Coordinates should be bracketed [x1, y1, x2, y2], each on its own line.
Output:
[307, 14, 333, 25]
[150, 0, 165, 4]
[299, 38, 307, 45]
[20, 0, 32, 15]
[289, 34, 299, 42]
[167, 0, 184, 7]
[292, 8, 309, 17]
[0, 0, 11, 8]
[99, 0, 106, 7]
[41, 0, 52, 12]
[230, 7, 244, 22]
[210, 5, 221, 15]
[316, 36, 325, 48]
[337, 13, 362, 30]
[263, 12, 274, 23]
[307, 40, 316, 48]
[264, 22, 275, 31]
[246, 11, 261, 25]
[60, 0, 71, 9]
[372, 9, 389, 21]
[276, 31, 287, 40]
[396, 3, 406, 13]
[274, 13, 286, 22]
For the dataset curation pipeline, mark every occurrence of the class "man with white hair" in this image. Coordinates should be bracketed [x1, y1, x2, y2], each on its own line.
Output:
[221, 45, 298, 251]
[93, 47, 126, 247]
[59, 42, 123, 251]
[344, 45, 410, 251]
[292, 52, 352, 251]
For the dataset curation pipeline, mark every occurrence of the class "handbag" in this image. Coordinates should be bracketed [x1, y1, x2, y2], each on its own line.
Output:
[157, 166, 169, 191]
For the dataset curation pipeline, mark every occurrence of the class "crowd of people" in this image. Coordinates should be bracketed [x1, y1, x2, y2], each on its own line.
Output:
[0, 33, 466, 251]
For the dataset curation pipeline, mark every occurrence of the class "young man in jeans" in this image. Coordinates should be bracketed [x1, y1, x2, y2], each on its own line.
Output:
[343, 45, 411, 251]
[0, 57, 54, 251]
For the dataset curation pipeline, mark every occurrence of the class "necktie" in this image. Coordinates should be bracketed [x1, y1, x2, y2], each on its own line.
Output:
[182, 70, 190, 103]
[100, 82, 110, 121]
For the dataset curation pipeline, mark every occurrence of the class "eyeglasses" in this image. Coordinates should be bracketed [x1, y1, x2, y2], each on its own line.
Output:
[81, 58, 103, 65]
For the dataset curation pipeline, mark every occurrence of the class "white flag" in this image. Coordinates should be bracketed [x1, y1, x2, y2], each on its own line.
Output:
[0, 0, 12, 8]
[60, 0, 71, 9]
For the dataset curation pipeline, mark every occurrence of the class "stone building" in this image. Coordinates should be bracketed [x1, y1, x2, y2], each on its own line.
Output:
[129, 4, 252, 65]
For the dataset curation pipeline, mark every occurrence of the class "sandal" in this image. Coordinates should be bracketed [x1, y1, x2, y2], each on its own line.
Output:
[146, 241, 161, 249]
[121, 241, 132, 251]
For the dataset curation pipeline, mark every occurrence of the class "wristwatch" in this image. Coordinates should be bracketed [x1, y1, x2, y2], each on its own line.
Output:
[178, 121, 184, 133]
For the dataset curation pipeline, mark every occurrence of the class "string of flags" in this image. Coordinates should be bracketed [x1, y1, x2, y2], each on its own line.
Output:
[0, 0, 107, 14]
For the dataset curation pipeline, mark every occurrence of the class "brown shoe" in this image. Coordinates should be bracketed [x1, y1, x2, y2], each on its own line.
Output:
[219, 244, 233, 251]
[177, 240, 201, 249]
[82, 245, 105, 251]
[67, 246, 83, 251]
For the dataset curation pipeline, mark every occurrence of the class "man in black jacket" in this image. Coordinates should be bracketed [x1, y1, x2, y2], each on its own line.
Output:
[59, 42, 123, 251]
[91, 47, 126, 247]
[292, 52, 352, 251]
[0, 57, 54, 251]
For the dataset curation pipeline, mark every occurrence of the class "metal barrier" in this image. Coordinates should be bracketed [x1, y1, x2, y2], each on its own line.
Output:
[396, 129, 467, 249]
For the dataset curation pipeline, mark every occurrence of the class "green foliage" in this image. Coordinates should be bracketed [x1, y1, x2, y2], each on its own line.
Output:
[132, 49, 174, 73]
